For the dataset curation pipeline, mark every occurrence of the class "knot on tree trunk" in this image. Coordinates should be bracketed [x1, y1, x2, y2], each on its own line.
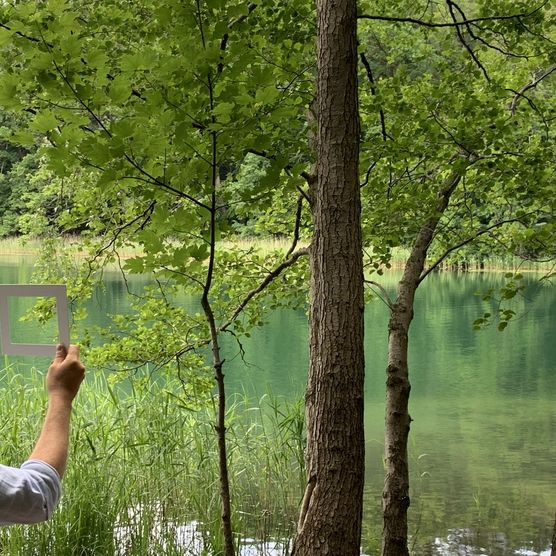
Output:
[386, 376, 411, 394]
[388, 319, 408, 334]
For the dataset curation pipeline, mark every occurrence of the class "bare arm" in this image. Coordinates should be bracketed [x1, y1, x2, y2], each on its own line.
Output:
[29, 344, 85, 478]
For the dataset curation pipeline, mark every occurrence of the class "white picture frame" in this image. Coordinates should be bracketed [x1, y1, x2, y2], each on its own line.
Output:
[0, 284, 70, 357]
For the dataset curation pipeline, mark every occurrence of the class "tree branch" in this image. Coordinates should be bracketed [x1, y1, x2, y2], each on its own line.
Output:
[170, 249, 310, 365]
[50, 56, 211, 211]
[247, 148, 316, 187]
[219, 247, 308, 333]
[359, 50, 389, 141]
[218, 3, 258, 74]
[359, 1, 549, 82]
[0, 22, 42, 43]
[82, 200, 157, 284]
[357, 4, 546, 28]
[446, 0, 490, 81]
[364, 279, 394, 310]
[359, 160, 378, 188]
[286, 194, 305, 258]
[509, 65, 556, 114]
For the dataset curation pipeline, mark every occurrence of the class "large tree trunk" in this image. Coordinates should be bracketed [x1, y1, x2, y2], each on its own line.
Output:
[382, 169, 464, 556]
[291, 0, 364, 554]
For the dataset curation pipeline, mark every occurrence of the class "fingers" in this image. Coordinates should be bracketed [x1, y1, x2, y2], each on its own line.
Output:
[51, 344, 81, 366]
[66, 344, 80, 361]
[52, 344, 68, 364]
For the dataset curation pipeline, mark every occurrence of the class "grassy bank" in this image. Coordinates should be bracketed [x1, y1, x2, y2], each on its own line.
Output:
[0, 365, 304, 556]
[0, 236, 552, 273]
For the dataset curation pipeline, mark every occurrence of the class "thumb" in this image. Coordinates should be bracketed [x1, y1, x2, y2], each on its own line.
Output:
[52, 344, 67, 364]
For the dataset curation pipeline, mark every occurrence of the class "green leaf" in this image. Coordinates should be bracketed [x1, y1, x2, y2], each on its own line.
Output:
[86, 49, 109, 70]
[124, 257, 146, 274]
[0, 28, 14, 47]
[0, 77, 20, 109]
[213, 102, 234, 123]
[10, 130, 35, 146]
[255, 86, 280, 105]
[108, 77, 131, 103]
[30, 111, 59, 133]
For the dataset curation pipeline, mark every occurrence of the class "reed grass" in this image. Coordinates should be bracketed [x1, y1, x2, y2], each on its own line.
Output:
[0, 365, 304, 556]
[0, 237, 46, 256]
[1, 235, 551, 273]
[0, 236, 301, 261]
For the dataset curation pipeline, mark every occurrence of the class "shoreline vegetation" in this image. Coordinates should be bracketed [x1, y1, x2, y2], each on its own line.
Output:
[0, 247, 553, 554]
[0, 235, 552, 274]
[0, 365, 305, 556]
[1, 361, 553, 555]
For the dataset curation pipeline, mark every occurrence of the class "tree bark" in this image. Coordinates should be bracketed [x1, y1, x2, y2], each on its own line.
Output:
[382, 169, 465, 556]
[292, 0, 364, 554]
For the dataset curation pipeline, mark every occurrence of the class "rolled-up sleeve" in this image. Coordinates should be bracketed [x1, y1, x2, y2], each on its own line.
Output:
[0, 460, 61, 525]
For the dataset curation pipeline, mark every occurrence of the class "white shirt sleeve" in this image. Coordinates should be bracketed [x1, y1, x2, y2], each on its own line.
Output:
[0, 460, 62, 525]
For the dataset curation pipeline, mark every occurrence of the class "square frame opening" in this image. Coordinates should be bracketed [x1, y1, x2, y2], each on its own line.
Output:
[0, 285, 70, 357]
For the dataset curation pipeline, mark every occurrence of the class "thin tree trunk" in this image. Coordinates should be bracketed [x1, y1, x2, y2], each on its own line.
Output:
[203, 94, 235, 553]
[551, 510, 556, 556]
[382, 168, 465, 556]
[292, 0, 364, 554]
[202, 295, 235, 556]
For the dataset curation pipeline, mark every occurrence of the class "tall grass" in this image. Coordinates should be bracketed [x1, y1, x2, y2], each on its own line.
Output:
[0, 236, 301, 261]
[1, 236, 551, 273]
[0, 365, 304, 555]
[0, 237, 46, 256]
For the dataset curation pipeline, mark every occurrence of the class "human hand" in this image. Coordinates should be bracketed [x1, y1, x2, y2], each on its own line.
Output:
[47, 344, 85, 404]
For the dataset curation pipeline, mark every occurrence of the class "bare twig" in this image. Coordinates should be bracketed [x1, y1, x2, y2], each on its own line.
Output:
[88, 201, 156, 267]
[509, 65, 556, 114]
[357, 3, 546, 28]
[364, 279, 394, 310]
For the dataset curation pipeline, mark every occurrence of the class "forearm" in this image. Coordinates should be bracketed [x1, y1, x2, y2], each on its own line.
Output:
[28, 395, 73, 478]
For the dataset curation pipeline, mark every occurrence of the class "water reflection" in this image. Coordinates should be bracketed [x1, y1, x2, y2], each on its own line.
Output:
[430, 528, 551, 556]
[114, 504, 292, 556]
[1, 257, 554, 554]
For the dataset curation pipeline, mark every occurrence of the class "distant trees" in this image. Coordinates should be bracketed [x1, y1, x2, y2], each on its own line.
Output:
[0, 111, 35, 236]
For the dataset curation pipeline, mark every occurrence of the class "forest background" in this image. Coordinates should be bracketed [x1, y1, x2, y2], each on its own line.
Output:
[0, 0, 555, 555]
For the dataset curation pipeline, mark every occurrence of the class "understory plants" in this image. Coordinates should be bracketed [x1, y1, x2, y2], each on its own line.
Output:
[0, 364, 305, 556]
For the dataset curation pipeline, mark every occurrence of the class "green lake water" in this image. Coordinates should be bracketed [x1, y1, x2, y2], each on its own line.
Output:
[1, 256, 554, 555]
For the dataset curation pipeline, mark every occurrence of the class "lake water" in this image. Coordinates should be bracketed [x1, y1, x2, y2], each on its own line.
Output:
[1, 256, 554, 555]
